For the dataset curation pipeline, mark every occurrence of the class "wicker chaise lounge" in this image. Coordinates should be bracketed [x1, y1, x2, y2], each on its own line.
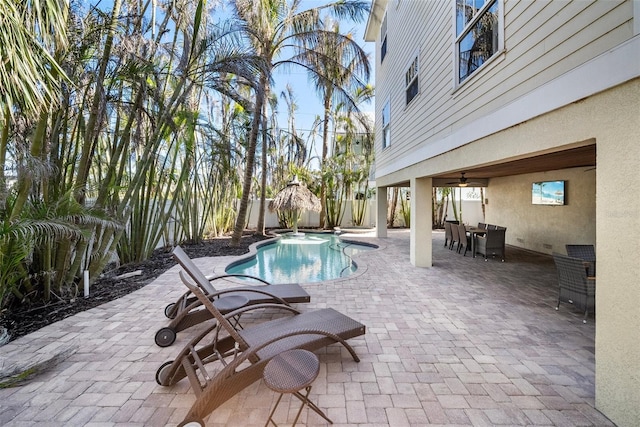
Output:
[157, 273, 365, 426]
[155, 246, 310, 347]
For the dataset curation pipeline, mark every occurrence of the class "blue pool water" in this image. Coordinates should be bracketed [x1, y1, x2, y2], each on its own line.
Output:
[225, 233, 376, 284]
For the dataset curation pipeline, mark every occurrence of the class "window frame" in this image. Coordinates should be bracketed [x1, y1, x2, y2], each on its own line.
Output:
[382, 98, 391, 149]
[454, 0, 504, 86]
[405, 54, 419, 105]
[380, 11, 388, 63]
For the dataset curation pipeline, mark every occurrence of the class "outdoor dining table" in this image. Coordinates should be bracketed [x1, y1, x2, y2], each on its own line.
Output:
[466, 227, 487, 258]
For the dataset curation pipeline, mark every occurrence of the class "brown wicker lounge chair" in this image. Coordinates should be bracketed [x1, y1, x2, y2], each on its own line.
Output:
[154, 246, 310, 347]
[157, 273, 365, 426]
[552, 253, 596, 323]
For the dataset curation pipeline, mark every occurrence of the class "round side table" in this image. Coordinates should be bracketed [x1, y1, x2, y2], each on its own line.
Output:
[263, 349, 333, 426]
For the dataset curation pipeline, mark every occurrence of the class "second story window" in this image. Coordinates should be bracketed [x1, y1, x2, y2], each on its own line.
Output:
[382, 100, 391, 149]
[380, 12, 388, 63]
[455, 0, 502, 83]
[405, 56, 419, 105]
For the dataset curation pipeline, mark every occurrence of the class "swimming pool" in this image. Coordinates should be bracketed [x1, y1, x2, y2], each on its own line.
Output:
[225, 233, 376, 284]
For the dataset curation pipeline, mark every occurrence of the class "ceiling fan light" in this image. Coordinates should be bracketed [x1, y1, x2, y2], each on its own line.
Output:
[459, 182, 468, 187]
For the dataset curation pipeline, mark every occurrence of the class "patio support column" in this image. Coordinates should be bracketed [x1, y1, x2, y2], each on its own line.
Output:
[376, 186, 387, 238]
[410, 177, 432, 267]
[595, 79, 640, 426]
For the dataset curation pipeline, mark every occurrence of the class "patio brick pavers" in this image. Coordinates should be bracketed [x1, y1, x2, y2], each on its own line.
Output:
[0, 229, 614, 426]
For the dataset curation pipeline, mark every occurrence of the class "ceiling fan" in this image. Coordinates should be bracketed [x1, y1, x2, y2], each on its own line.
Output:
[446, 172, 482, 187]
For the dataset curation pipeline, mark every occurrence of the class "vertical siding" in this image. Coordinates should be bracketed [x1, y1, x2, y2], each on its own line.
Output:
[374, 0, 634, 175]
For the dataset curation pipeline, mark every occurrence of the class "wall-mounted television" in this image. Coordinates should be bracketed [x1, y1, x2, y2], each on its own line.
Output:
[532, 181, 565, 205]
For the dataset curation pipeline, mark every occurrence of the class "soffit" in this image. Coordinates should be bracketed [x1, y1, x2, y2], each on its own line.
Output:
[433, 144, 596, 181]
[364, 0, 388, 41]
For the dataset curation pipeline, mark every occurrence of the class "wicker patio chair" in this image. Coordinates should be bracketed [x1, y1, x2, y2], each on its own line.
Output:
[552, 253, 596, 323]
[444, 222, 453, 248]
[450, 221, 460, 251]
[157, 273, 365, 426]
[457, 223, 471, 256]
[565, 244, 596, 276]
[475, 228, 506, 261]
[155, 246, 310, 347]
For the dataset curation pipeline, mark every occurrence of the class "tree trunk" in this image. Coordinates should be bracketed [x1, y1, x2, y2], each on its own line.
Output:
[10, 108, 49, 222]
[388, 187, 399, 227]
[231, 76, 267, 246]
[319, 94, 332, 229]
[256, 93, 269, 235]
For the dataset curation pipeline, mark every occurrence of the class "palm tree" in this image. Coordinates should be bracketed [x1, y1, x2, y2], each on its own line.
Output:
[0, 0, 266, 308]
[279, 85, 308, 171]
[304, 20, 370, 227]
[230, 0, 370, 245]
[0, 0, 69, 218]
[0, 0, 68, 119]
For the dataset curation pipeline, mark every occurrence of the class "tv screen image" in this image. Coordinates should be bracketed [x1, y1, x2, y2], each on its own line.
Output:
[532, 181, 565, 205]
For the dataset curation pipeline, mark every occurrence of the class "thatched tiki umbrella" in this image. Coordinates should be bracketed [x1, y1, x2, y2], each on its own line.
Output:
[269, 176, 321, 235]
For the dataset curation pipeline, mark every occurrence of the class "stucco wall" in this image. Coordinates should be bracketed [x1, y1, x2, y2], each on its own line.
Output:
[594, 79, 640, 427]
[486, 168, 596, 254]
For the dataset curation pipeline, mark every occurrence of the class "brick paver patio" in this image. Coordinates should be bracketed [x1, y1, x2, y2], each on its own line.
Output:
[0, 229, 613, 426]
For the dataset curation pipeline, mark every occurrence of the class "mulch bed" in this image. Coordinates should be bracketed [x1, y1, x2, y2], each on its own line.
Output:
[1, 233, 271, 343]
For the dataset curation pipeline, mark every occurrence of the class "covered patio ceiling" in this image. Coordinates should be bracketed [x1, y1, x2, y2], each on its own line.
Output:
[434, 143, 596, 181]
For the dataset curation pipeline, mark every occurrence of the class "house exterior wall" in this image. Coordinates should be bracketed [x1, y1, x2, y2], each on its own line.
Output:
[366, 0, 640, 425]
[371, 0, 634, 178]
[487, 168, 596, 254]
[593, 80, 640, 427]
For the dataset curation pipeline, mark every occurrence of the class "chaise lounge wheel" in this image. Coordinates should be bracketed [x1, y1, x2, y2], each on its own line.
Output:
[179, 420, 204, 427]
[156, 360, 174, 386]
[164, 303, 177, 319]
[155, 327, 176, 347]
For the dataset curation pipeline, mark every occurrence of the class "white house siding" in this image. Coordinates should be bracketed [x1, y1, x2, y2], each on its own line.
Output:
[373, 0, 633, 178]
[374, 0, 453, 171]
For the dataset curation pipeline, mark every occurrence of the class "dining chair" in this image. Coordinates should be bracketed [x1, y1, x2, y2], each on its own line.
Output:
[475, 228, 506, 261]
[565, 244, 596, 276]
[449, 222, 460, 251]
[552, 253, 596, 323]
[457, 223, 471, 256]
[444, 222, 453, 248]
